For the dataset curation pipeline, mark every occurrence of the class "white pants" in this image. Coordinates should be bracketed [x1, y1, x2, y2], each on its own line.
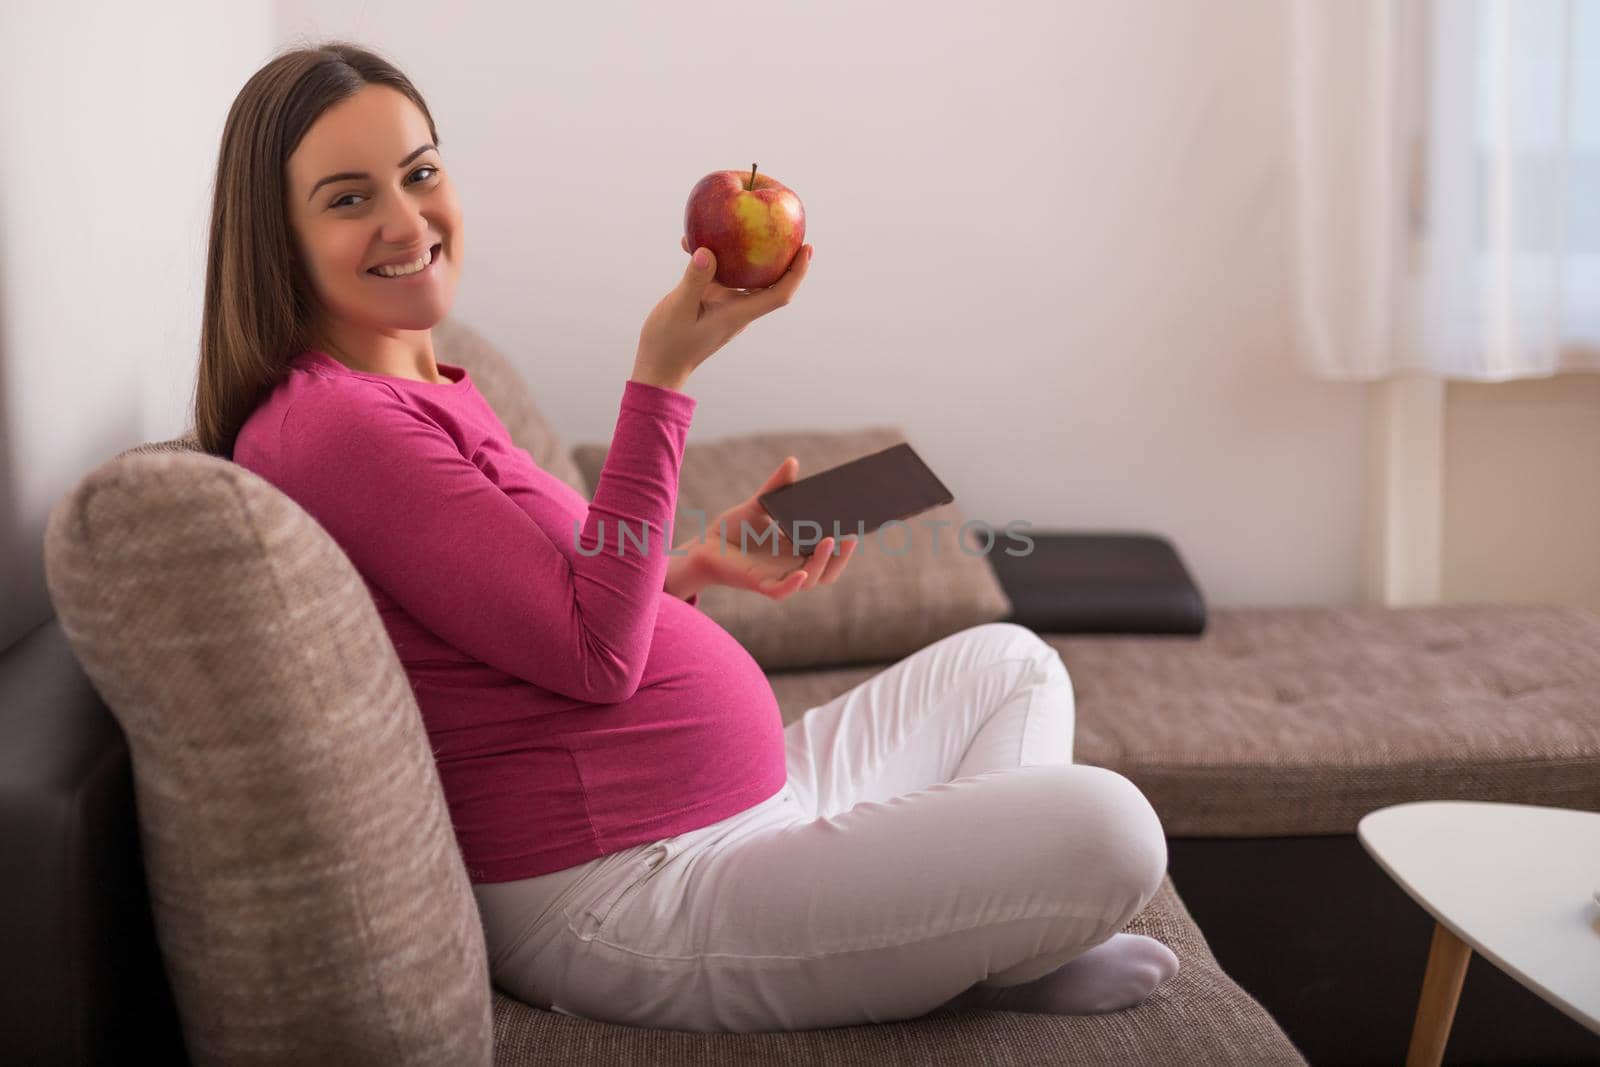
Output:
[471, 622, 1169, 1033]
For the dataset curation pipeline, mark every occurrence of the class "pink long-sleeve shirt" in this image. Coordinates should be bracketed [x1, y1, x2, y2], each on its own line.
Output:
[232, 348, 788, 882]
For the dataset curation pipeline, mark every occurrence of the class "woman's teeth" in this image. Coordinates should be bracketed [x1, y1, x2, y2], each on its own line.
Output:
[370, 246, 435, 277]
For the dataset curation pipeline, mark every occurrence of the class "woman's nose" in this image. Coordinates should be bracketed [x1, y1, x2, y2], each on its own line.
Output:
[378, 201, 431, 245]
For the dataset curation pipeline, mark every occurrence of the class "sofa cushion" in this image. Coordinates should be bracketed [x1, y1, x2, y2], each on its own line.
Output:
[1053, 604, 1600, 836]
[431, 315, 590, 497]
[985, 530, 1208, 635]
[763, 603, 1600, 838]
[486, 872, 1307, 1064]
[572, 427, 1013, 671]
[42, 449, 494, 1066]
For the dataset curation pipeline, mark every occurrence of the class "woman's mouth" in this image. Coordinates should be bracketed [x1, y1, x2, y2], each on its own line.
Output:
[367, 243, 442, 281]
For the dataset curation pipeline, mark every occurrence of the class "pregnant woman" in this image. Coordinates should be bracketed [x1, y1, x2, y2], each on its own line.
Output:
[205, 39, 1179, 1033]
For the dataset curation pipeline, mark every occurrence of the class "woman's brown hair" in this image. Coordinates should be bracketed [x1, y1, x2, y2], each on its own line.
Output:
[191, 39, 440, 459]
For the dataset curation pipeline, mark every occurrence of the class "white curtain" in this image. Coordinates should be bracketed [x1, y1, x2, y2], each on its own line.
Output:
[1290, 0, 1600, 381]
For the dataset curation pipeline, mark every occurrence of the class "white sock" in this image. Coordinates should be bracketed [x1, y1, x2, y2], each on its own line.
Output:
[942, 932, 1180, 1016]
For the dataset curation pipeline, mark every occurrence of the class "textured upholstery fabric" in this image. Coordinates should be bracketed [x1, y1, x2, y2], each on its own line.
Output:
[486, 872, 1304, 1065]
[42, 448, 494, 1067]
[573, 427, 1014, 671]
[766, 604, 1600, 837]
[1057, 603, 1600, 835]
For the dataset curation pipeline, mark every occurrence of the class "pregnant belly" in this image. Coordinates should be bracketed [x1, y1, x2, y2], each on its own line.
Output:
[572, 604, 787, 830]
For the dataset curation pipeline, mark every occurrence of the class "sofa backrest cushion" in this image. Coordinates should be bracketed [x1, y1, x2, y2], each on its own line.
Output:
[573, 426, 1015, 671]
[42, 449, 493, 1067]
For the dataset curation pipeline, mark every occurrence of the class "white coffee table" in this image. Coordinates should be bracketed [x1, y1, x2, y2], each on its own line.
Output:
[1357, 800, 1600, 1067]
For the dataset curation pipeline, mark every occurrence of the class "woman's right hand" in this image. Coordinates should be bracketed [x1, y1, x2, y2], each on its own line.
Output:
[632, 237, 813, 390]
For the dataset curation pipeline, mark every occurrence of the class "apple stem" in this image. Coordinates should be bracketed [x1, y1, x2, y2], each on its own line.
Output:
[748, 163, 758, 190]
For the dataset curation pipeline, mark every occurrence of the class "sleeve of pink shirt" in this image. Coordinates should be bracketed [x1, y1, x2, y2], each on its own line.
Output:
[280, 377, 696, 703]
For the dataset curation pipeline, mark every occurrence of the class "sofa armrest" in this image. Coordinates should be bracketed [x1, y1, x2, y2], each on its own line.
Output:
[0, 617, 187, 1065]
[981, 528, 1207, 635]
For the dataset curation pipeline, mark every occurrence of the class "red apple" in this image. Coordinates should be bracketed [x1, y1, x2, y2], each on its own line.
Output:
[684, 164, 806, 290]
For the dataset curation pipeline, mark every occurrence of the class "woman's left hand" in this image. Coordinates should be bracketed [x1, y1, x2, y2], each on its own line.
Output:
[688, 456, 860, 599]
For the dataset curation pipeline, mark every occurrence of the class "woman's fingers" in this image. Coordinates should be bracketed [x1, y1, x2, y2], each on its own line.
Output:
[797, 537, 833, 590]
[765, 535, 852, 600]
[764, 567, 807, 599]
[763, 530, 855, 599]
[682, 238, 739, 308]
[685, 242, 811, 328]
[734, 244, 811, 322]
[803, 536, 852, 588]
[757, 456, 798, 496]
[815, 535, 858, 585]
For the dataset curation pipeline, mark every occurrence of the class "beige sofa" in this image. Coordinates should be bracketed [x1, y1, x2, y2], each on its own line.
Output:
[26, 315, 1600, 1063]
[27, 315, 1310, 1065]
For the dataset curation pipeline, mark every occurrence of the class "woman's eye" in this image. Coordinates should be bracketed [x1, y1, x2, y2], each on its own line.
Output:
[330, 166, 439, 209]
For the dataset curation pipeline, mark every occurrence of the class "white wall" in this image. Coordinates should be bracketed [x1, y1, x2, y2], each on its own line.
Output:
[0, 0, 272, 650]
[4, 0, 1372, 655]
[1443, 375, 1600, 615]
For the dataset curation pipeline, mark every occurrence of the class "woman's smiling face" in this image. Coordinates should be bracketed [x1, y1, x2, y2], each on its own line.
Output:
[285, 84, 462, 336]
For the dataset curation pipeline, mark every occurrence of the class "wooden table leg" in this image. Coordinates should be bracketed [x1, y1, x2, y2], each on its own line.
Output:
[1405, 920, 1473, 1067]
